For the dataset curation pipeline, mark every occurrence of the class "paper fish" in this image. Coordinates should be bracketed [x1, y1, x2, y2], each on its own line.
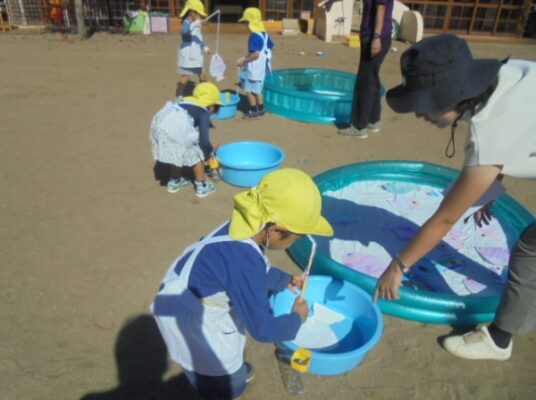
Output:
[293, 303, 346, 349]
[444, 229, 467, 251]
[342, 253, 388, 277]
[381, 182, 416, 195]
[475, 246, 510, 266]
[387, 196, 420, 214]
[463, 278, 487, 294]
[426, 189, 444, 198]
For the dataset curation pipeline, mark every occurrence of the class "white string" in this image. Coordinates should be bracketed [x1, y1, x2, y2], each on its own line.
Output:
[203, 9, 221, 54]
[216, 9, 220, 55]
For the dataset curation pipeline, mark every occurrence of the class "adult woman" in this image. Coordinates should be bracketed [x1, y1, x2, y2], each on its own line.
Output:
[375, 34, 536, 360]
[339, 0, 394, 138]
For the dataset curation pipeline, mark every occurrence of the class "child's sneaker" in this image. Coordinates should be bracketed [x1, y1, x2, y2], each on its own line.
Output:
[242, 110, 260, 120]
[167, 177, 190, 193]
[209, 168, 221, 181]
[195, 181, 216, 198]
[245, 362, 256, 384]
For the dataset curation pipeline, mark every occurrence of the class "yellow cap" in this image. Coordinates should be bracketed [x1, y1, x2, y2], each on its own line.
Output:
[183, 82, 222, 108]
[238, 7, 265, 33]
[180, 0, 207, 17]
[229, 168, 334, 240]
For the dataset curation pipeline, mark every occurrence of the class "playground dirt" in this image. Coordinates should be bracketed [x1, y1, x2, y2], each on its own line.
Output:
[1, 31, 535, 400]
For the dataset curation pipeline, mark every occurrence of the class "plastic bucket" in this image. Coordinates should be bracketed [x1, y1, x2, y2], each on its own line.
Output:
[270, 275, 383, 375]
[216, 141, 285, 187]
[211, 92, 240, 120]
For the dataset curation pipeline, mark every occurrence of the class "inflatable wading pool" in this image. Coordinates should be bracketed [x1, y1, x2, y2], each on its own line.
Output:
[288, 161, 535, 325]
[264, 68, 384, 124]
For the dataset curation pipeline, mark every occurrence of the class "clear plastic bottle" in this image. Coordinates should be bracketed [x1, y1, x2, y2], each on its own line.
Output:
[286, 369, 305, 395]
[276, 351, 305, 396]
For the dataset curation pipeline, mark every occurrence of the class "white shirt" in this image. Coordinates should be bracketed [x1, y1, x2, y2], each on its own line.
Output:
[464, 59, 536, 179]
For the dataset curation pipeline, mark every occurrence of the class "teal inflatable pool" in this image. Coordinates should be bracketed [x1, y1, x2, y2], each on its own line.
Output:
[264, 68, 384, 124]
[288, 161, 535, 325]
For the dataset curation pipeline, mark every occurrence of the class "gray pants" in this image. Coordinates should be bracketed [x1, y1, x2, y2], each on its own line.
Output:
[495, 222, 536, 334]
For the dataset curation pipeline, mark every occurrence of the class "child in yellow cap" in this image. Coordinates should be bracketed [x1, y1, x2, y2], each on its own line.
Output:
[151, 168, 333, 399]
[237, 7, 274, 119]
[176, 0, 211, 98]
[150, 82, 222, 198]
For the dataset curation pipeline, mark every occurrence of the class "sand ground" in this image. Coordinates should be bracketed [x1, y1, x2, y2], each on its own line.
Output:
[1, 31, 535, 400]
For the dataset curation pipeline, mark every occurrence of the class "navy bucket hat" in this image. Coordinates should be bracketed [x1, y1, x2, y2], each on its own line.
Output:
[386, 34, 503, 114]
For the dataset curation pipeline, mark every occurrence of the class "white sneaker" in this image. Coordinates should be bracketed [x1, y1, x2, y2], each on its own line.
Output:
[442, 326, 512, 361]
[338, 126, 368, 139]
[366, 122, 381, 132]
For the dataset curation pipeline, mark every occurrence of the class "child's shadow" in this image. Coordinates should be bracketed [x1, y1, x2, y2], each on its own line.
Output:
[80, 315, 201, 400]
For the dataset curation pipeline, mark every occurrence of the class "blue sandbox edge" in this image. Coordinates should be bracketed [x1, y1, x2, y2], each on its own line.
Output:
[287, 161, 535, 325]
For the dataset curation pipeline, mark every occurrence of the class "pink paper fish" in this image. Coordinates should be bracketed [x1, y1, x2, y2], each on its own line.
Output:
[463, 278, 487, 294]
[342, 253, 388, 278]
[475, 246, 510, 266]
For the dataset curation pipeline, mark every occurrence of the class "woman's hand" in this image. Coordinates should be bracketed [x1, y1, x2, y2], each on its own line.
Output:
[371, 38, 382, 57]
[287, 275, 305, 294]
[466, 201, 494, 227]
[373, 261, 404, 302]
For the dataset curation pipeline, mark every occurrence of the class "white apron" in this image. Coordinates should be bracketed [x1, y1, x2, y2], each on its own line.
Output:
[178, 19, 205, 69]
[151, 224, 271, 376]
[247, 32, 272, 81]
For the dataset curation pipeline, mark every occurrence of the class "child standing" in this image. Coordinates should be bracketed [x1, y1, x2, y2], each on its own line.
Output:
[177, 0, 210, 98]
[151, 168, 334, 400]
[150, 82, 221, 198]
[238, 7, 274, 120]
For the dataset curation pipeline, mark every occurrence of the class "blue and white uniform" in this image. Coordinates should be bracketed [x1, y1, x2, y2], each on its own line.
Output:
[151, 222, 301, 376]
[149, 101, 212, 167]
[178, 19, 206, 74]
[243, 32, 274, 93]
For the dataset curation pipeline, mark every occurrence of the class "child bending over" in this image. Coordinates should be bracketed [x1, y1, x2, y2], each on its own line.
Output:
[150, 82, 221, 198]
[152, 168, 333, 399]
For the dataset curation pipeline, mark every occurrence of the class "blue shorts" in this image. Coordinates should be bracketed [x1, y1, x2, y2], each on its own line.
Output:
[179, 66, 203, 76]
[242, 78, 264, 94]
[183, 363, 247, 399]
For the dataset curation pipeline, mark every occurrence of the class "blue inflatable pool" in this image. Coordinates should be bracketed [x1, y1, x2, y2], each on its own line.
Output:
[288, 161, 535, 325]
[264, 68, 384, 124]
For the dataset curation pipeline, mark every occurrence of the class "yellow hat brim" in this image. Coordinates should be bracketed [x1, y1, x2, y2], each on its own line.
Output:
[229, 202, 334, 240]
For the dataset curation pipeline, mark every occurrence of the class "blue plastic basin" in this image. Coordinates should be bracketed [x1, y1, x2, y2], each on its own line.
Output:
[216, 141, 285, 187]
[270, 275, 383, 376]
[211, 92, 240, 120]
[264, 68, 385, 124]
